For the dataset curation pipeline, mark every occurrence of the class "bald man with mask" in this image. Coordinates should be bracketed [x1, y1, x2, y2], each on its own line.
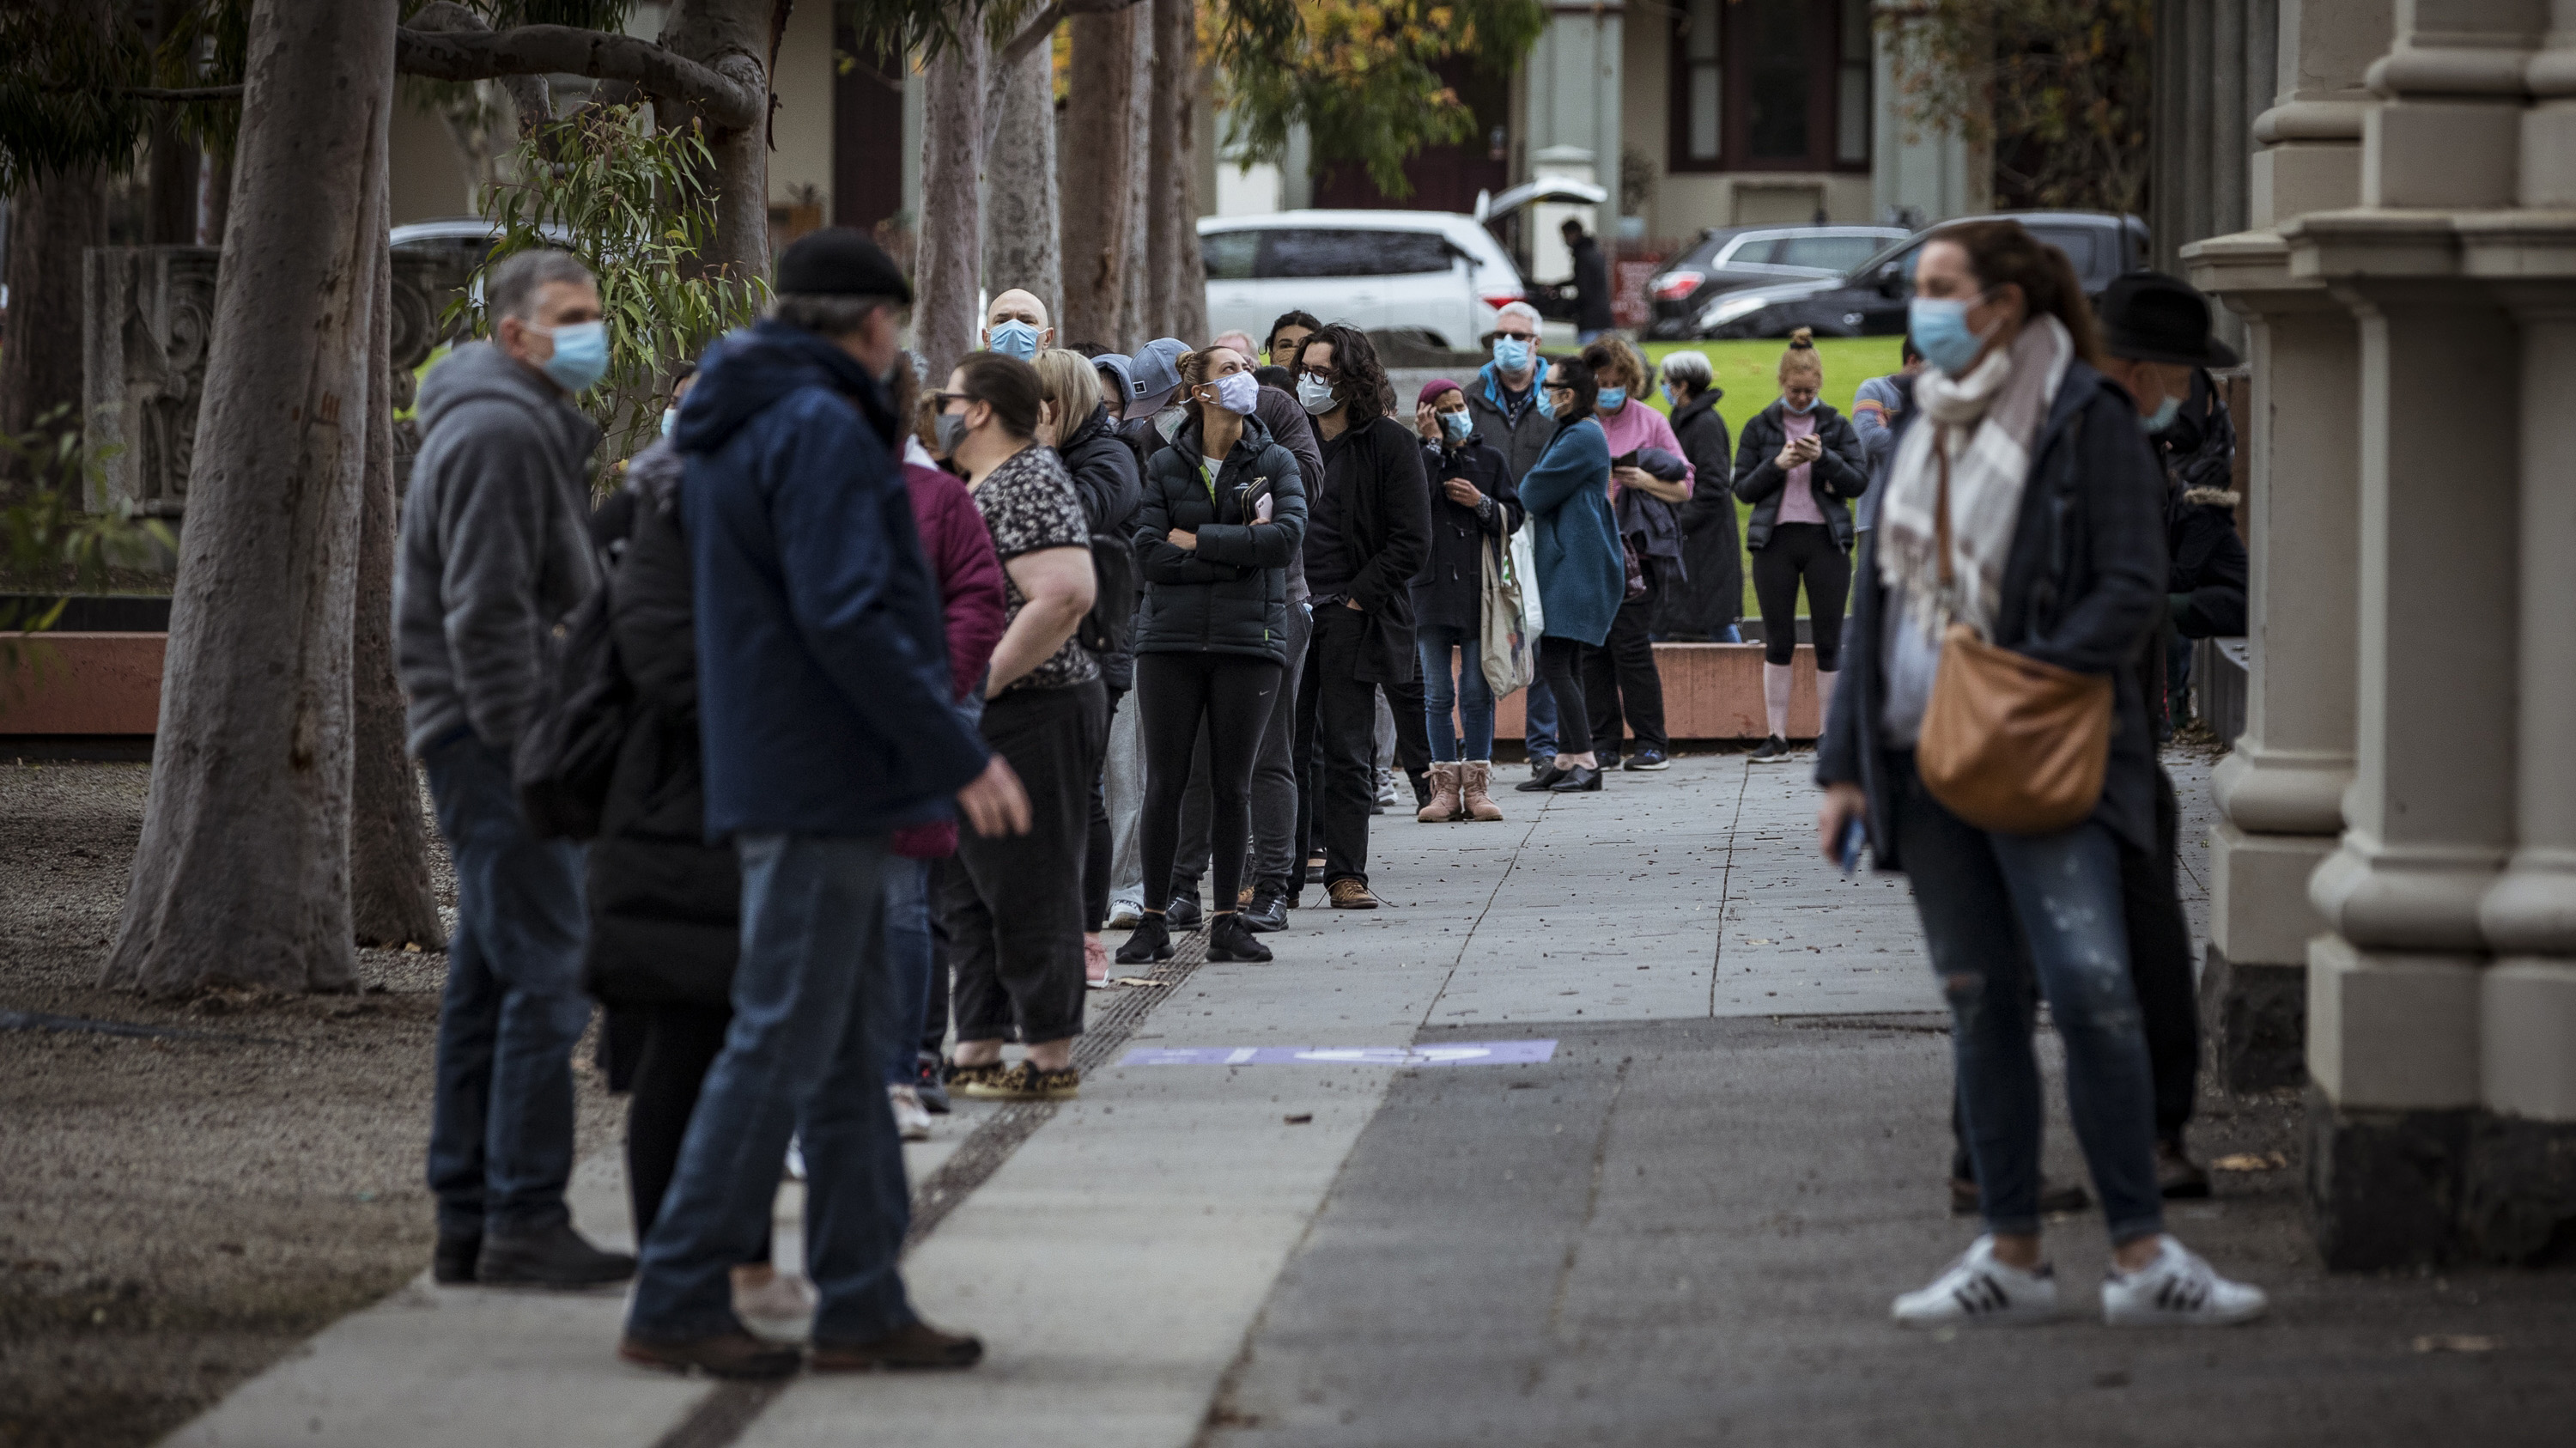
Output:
[982, 289, 1054, 362]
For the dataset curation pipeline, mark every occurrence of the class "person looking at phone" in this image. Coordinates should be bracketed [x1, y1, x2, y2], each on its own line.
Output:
[1117, 345, 1309, 965]
[1406, 379, 1522, 822]
[1731, 327, 1867, 761]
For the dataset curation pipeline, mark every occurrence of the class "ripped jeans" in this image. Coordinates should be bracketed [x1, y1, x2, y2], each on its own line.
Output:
[1888, 752, 2165, 1244]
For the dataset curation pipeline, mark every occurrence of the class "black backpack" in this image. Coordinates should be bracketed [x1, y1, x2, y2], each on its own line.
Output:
[513, 577, 632, 840]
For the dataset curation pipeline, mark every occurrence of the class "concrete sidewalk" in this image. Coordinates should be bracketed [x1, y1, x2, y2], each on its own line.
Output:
[162, 751, 2574, 1448]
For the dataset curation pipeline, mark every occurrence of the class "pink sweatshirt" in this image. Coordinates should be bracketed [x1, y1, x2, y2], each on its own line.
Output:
[1596, 399, 1695, 497]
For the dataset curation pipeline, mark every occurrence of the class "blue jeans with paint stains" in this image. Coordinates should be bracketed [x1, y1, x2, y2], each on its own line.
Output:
[1887, 753, 2165, 1244]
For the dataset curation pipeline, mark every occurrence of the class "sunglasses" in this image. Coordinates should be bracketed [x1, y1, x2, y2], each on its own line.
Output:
[928, 391, 975, 408]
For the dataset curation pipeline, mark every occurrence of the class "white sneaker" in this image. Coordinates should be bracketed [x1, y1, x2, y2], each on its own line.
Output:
[888, 1085, 933, 1142]
[2101, 1237, 2268, 1327]
[784, 1135, 805, 1181]
[1375, 770, 1400, 806]
[1106, 895, 1144, 929]
[1892, 1236, 2062, 1328]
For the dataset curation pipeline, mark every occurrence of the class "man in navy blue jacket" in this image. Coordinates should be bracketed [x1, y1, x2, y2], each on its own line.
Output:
[619, 230, 1027, 1380]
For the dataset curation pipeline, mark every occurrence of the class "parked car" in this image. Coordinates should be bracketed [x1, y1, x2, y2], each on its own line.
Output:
[1692, 210, 2152, 340]
[1643, 225, 1911, 339]
[1199, 179, 1606, 350]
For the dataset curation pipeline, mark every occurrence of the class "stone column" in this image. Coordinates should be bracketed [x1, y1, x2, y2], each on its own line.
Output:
[2182, 0, 2389, 1094]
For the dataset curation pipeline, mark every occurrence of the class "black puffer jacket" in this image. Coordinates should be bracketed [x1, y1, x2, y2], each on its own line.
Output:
[1133, 413, 1309, 665]
[1657, 387, 1741, 638]
[582, 442, 737, 1009]
[1409, 432, 1520, 634]
[1056, 403, 1145, 689]
[1732, 400, 1868, 551]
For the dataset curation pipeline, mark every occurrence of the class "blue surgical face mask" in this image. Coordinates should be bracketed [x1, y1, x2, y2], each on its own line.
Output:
[659, 407, 677, 438]
[1211, 371, 1260, 416]
[987, 319, 1041, 362]
[1660, 382, 1678, 408]
[1907, 295, 1989, 375]
[1438, 409, 1473, 444]
[1492, 335, 1533, 374]
[2143, 393, 2182, 434]
[1297, 373, 1339, 416]
[537, 319, 609, 394]
[1596, 386, 1627, 412]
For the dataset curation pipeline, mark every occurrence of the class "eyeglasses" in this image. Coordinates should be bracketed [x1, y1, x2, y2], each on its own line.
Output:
[1542, 380, 1575, 395]
[1297, 365, 1334, 384]
[1496, 328, 1540, 343]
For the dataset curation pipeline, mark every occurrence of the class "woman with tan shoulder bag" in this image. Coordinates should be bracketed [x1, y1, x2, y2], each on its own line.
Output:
[1811, 221, 2269, 1330]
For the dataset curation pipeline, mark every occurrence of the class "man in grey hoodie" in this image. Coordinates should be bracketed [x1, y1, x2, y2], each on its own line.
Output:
[394, 249, 631, 1288]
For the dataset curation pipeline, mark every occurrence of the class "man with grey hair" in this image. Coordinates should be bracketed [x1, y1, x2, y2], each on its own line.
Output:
[397, 247, 631, 1289]
[1464, 298, 1566, 770]
[617, 228, 1024, 1380]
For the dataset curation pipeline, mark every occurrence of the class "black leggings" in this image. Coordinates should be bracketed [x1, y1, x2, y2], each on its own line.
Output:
[626, 1004, 771, 1264]
[1751, 522, 1850, 670]
[1136, 651, 1281, 916]
[1537, 635, 1590, 759]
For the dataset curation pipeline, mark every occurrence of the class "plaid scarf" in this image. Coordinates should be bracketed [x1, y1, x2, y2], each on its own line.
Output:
[1875, 314, 2071, 640]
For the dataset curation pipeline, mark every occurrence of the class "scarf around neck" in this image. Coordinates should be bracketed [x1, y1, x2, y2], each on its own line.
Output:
[1875, 313, 2072, 640]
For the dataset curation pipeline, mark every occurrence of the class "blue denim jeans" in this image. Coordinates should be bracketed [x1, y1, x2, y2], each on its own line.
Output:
[1416, 624, 1493, 762]
[421, 733, 592, 1238]
[1522, 674, 1558, 759]
[884, 855, 933, 1086]
[627, 833, 916, 1346]
[1887, 754, 2165, 1244]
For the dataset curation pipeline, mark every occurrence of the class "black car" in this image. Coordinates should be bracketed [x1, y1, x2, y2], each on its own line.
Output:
[1643, 225, 1911, 339]
[1695, 210, 2153, 340]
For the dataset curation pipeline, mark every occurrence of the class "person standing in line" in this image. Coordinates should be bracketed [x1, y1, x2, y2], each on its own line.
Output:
[1653, 350, 1741, 644]
[1561, 219, 1615, 345]
[396, 249, 632, 1290]
[1462, 301, 1564, 776]
[1032, 349, 1142, 989]
[1113, 336, 1194, 465]
[1118, 344, 1309, 964]
[1407, 378, 1522, 822]
[1288, 325, 1431, 909]
[980, 289, 1054, 362]
[1732, 329, 1867, 763]
[1852, 337, 1926, 500]
[1264, 310, 1321, 375]
[1512, 354, 1623, 795]
[1166, 351, 1325, 933]
[1578, 338, 1689, 773]
[1815, 220, 2265, 1329]
[937, 353, 1108, 1102]
[1209, 328, 1261, 360]
[621, 231, 1025, 1377]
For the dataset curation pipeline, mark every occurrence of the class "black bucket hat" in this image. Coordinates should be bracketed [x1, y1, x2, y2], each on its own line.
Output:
[2096, 270, 2238, 368]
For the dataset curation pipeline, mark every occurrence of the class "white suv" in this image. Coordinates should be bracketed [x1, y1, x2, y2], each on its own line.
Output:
[1200, 211, 1531, 350]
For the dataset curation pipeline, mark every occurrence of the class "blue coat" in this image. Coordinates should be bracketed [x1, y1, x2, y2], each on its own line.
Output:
[673, 320, 988, 841]
[1516, 417, 1623, 647]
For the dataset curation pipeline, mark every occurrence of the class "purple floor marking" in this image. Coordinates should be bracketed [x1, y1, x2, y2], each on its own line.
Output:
[1116, 1040, 1558, 1068]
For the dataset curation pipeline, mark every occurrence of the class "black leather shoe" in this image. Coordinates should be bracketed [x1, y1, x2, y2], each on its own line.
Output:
[1115, 914, 1173, 964]
[433, 1233, 480, 1285]
[475, 1220, 635, 1287]
[1206, 912, 1274, 962]
[1548, 764, 1603, 793]
[1516, 763, 1570, 793]
[1242, 889, 1289, 932]
[1164, 893, 1203, 929]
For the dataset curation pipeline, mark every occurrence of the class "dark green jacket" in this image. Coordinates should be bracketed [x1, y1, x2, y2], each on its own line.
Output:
[1132, 414, 1309, 665]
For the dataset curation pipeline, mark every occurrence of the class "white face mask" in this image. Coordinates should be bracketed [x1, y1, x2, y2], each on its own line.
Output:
[1297, 373, 1339, 416]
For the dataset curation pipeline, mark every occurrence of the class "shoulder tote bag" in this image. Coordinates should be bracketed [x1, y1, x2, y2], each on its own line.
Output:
[1480, 529, 1537, 700]
[1917, 415, 2112, 835]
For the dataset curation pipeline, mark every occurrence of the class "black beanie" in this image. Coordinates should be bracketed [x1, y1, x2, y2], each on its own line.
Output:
[775, 228, 914, 304]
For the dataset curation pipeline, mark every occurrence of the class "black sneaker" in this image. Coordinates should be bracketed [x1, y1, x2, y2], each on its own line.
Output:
[914, 1052, 951, 1114]
[1206, 911, 1273, 963]
[1624, 748, 1671, 771]
[1598, 752, 1622, 772]
[474, 1220, 635, 1287]
[1115, 914, 1174, 964]
[1748, 735, 1794, 762]
[1241, 888, 1290, 933]
[433, 1232, 480, 1285]
[1164, 892, 1204, 930]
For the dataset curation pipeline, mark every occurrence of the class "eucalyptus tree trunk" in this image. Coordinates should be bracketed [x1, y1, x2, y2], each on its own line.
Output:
[1144, 0, 1204, 343]
[1058, 5, 1136, 351]
[1115, 13, 1151, 349]
[916, 26, 992, 381]
[983, 33, 1060, 325]
[349, 236, 443, 950]
[101, 0, 396, 997]
[651, 0, 775, 283]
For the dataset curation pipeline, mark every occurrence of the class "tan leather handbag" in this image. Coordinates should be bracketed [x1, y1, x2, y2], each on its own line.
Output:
[1914, 418, 2113, 835]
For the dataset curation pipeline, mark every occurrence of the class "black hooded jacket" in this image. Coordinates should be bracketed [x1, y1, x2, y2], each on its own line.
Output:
[1732, 399, 1869, 551]
[1133, 413, 1309, 665]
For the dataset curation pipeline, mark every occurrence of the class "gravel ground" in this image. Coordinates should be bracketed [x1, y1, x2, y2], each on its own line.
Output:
[0, 760, 623, 1448]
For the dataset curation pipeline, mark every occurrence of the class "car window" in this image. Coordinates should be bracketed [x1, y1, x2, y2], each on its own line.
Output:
[1202, 229, 1260, 282]
[1778, 235, 1886, 272]
[1259, 228, 1450, 279]
[2031, 227, 2102, 281]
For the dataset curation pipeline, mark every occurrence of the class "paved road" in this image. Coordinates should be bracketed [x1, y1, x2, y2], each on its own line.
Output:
[165, 751, 2576, 1448]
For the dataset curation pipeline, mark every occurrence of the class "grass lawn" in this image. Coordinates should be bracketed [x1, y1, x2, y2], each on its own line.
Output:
[1630, 335, 1906, 620]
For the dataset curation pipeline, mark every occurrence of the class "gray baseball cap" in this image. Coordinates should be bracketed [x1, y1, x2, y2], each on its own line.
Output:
[1130, 337, 1190, 405]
